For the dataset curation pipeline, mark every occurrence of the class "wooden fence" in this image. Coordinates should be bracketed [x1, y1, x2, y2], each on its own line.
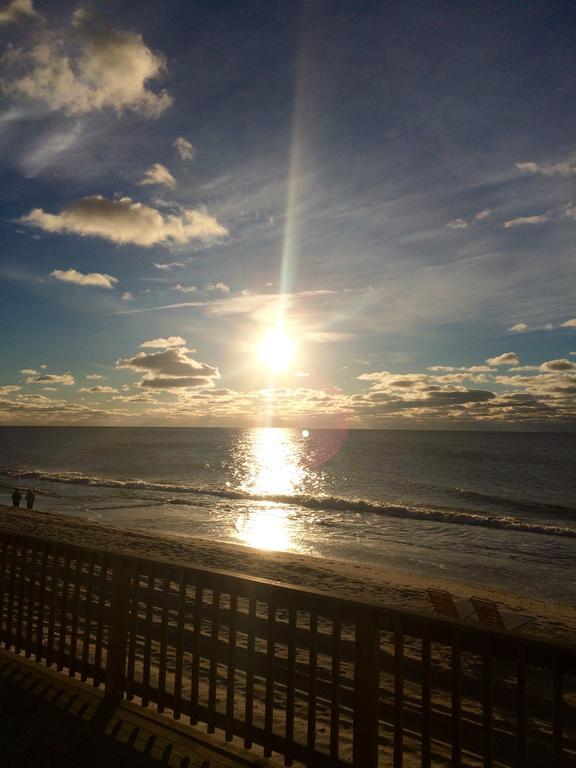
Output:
[0, 530, 575, 767]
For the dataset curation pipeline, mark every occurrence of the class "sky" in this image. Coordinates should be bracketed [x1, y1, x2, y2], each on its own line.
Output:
[0, 0, 575, 429]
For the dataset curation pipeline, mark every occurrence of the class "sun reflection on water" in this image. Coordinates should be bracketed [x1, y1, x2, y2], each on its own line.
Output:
[232, 428, 308, 551]
[230, 427, 347, 552]
[241, 427, 306, 495]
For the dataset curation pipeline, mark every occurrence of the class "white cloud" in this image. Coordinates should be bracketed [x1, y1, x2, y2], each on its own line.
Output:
[79, 385, 118, 393]
[508, 322, 528, 333]
[172, 284, 197, 294]
[503, 214, 550, 228]
[486, 352, 519, 366]
[117, 346, 220, 389]
[446, 218, 467, 229]
[305, 331, 355, 342]
[140, 336, 186, 349]
[50, 268, 118, 289]
[516, 153, 576, 177]
[86, 374, 105, 380]
[0, 0, 37, 24]
[204, 282, 230, 294]
[3, 8, 172, 117]
[22, 195, 227, 247]
[121, 291, 134, 301]
[540, 359, 576, 372]
[139, 163, 176, 190]
[174, 137, 194, 161]
[25, 373, 75, 385]
[0, 385, 20, 394]
[560, 319, 576, 328]
[153, 261, 186, 271]
[474, 209, 492, 221]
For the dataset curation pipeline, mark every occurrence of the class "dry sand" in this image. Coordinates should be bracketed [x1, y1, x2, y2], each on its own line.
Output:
[0, 504, 574, 646]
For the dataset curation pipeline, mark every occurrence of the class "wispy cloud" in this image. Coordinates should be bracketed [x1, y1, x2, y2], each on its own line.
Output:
[139, 163, 177, 190]
[486, 352, 519, 366]
[174, 137, 194, 161]
[140, 336, 186, 348]
[0, 0, 37, 24]
[516, 152, 576, 178]
[503, 214, 551, 228]
[50, 268, 118, 289]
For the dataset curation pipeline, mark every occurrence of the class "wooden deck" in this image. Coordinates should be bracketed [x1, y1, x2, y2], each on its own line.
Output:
[0, 648, 274, 768]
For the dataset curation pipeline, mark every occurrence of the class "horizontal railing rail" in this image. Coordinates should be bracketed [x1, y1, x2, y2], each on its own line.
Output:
[0, 529, 574, 767]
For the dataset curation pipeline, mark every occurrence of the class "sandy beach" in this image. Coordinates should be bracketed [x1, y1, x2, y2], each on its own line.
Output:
[0, 504, 574, 646]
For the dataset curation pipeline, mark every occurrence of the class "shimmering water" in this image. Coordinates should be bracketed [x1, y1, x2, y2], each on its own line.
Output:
[0, 427, 575, 603]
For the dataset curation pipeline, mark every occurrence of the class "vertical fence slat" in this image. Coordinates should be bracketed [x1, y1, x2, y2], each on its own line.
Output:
[452, 631, 462, 768]
[173, 572, 186, 719]
[517, 645, 527, 767]
[244, 591, 256, 749]
[0, 537, 8, 642]
[81, 553, 94, 681]
[157, 575, 170, 713]
[264, 600, 277, 758]
[483, 637, 493, 768]
[14, 540, 27, 653]
[190, 583, 203, 726]
[68, 555, 81, 675]
[330, 609, 341, 764]
[125, 563, 139, 699]
[225, 591, 238, 741]
[553, 657, 564, 768]
[46, 547, 58, 666]
[207, 587, 220, 733]
[421, 623, 431, 768]
[394, 618, 404, 768]
[285, 600, 297, 767]
[5, 537, 17, 649]
[35, 543, 49, 663]
[142, 569, 154, 705]
[57, 548, 71, 671]
[307, 607, 318, 759]
[353, 609, 380, 768]
[93, 556, 108, 685]
[104, 557, 130, 702]
[24, 542, 37, 658]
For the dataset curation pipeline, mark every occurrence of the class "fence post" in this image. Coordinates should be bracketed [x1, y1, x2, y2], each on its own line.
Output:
[104, 556, 131, 702]
[353, 607, 380, 767]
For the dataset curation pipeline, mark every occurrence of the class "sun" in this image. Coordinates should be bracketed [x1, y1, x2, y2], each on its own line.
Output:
[258, 327, 295, 373]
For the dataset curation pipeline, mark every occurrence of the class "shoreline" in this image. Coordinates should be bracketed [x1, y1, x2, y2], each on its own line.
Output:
[0, 504, 574, 646]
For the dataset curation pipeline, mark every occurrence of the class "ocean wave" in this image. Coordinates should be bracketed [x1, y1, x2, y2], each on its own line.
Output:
[449, 486, 576, 516]
[2, 465, 576, 540]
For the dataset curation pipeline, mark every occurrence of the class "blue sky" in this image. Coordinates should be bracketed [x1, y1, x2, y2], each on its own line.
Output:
[0, 0, 575, 427]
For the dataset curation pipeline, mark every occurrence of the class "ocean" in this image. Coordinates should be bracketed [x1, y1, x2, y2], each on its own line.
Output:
[0, 427, 575, 604]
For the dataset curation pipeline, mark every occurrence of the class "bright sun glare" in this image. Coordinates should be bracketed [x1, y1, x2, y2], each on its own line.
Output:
[258, 327, 295, 373]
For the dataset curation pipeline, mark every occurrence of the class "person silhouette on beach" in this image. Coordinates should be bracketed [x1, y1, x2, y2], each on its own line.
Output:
[11, 489, 21, 507]
[25, 489, 35, 509]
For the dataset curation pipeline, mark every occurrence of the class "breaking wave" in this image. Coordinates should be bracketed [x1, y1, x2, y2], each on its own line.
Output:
[2, 465, 576, 539]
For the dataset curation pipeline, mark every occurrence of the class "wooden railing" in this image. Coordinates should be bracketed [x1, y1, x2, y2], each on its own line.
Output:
[0, 529, 575, 767]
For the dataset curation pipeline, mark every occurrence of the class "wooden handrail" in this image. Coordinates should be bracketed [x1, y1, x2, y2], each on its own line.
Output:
[0, 528, 574, 767]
